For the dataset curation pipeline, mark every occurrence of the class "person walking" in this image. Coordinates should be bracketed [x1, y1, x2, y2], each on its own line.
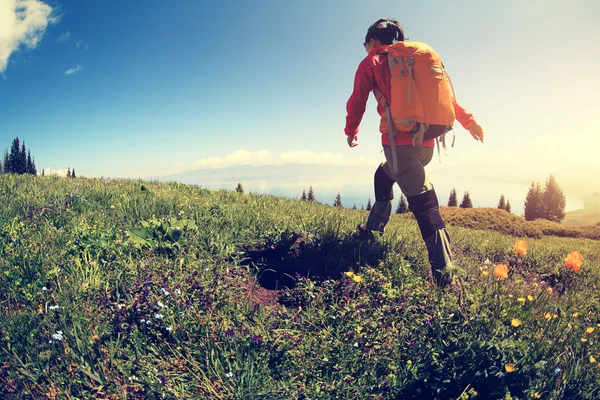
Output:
[345, 18, 484, 287]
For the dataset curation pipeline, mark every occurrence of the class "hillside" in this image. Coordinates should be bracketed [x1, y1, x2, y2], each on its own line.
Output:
[1, 175, 599, 399]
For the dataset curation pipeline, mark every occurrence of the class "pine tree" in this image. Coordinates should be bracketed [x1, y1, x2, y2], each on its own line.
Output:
[67, 168, 71, 178]
[301, 189, 307, 201]
[459, 191, 473, 208]
[395, 195, 409, 214]
[235, 182, 244, 194]
[41, 169, 45, 177]
[360, 205, 364, 211]
[352, 203, 357, 210]
[19, 142, 27, 174]
[26, 150, 34, 174]
[366, 198, 372, 211]
[497, 194, 506, 210]
[8, 137, 20, 174]
[2, 149, 8, 173]
[72, 168, 76, 179]
[307, 186, 315, 201]
[524, 182, 543, 221]
[505, 199, 512, 213]
[333, 193, 343, 207]
[448, 188, 458, 207]
[542, 175, 566, 222]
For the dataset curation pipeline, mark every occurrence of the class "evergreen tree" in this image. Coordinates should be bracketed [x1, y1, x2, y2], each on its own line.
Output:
[542, 175, 566, 222]
[524, 182, 543, 221]
[301, 189, 307, 201]
[505, 199, 512, 213]
[41, 169, 45, 177]
[459, 191, 473, 208]
[333, 193, 343, 207]
[352, 203, 357, 210]
[72, 168, 76, 178]
[497, 194, 506, 210]
[448, 188, 458, 207]
[2, 149, 8, 173]
[366, 198, 372, 211]
[360, 205, 364, 211]
[395, 195, 409, 214]
[67, 168, 71, 178]
[307, 186, 315, 201]
[26, 151, 34, 174]
[19, 142, 27, 174]
[8, 137, 20, 174]
[235, 182, 244, 194]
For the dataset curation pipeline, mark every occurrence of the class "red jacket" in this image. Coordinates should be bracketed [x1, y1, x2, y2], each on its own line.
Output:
[345, 44, 477, 148]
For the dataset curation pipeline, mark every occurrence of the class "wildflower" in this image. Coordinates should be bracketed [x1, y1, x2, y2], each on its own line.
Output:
[517, 298, 526, 303]
[505, 363, 516, 373]
[175, 288, 181, 295]
[586, 327, 595, 334]
[555, 368, 561, 374]
[356, 326, 363, 333]
[511, 319, 522, 327]
[353, 342, 359, 348]
[225, 372, 233, 378]
[546, 287, 553, 294]
[42, 286, 48, 291]
[544, 313, 552, 320]
[49, 305, 59, 310]
[345, 271, 355, 277]
[514, 240, 528, 255]
[154, 313, 164, 320]
[527, 295, 534, 301]
[494, 264, 509, 279]
[407, 360, 412, 365]
[484, 258, 491, 265]
[51, 330, 63, 342]
[482, 271, 489, 276]
[573, 312, 580, 318]
[515, 279, 523, 284]
[353, 275, 362, 283]
[581, 338, 588, 343]
[533, 282, 539, 289]
[590, 356, 597, 363]
[157, 301, 166, 308]
[565, 251, 583, 272]
[160, 288, 170, 297]
[166, 325, 173, 332]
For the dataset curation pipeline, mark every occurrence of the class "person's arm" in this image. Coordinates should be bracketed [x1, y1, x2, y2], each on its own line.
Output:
[453, 100, 484, 142]
[345, 60, 374, 147]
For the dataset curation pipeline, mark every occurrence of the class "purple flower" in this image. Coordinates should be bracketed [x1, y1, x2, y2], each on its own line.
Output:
[251, 335, 263, 345]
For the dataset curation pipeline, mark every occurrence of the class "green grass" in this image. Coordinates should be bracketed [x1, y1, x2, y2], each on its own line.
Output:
[1, 174, 599, 399]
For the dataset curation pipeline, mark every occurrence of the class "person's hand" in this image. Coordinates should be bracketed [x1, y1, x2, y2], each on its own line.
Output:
[347, 134, 358, 147]
[468, 123, 484, 143]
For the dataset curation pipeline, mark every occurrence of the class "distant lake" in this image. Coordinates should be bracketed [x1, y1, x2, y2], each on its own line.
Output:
[178, 171, 584, 216]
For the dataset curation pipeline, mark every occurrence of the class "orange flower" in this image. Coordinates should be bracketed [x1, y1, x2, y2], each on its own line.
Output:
[514, 240, 528, 255]
[565, 251, 583, 272]
[505, 363, 516, 373]
[494, 264, 509, 279]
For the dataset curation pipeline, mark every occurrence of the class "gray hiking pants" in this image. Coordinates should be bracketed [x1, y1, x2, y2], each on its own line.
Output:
[365, 145, 453, 284]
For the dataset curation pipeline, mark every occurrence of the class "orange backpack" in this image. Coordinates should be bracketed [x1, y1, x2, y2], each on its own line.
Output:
[373, 41, 457, 172]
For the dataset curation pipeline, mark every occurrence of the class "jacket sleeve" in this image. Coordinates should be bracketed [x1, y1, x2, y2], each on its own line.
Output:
[453, 100, 477, 130]
[344, 60, 374, 136]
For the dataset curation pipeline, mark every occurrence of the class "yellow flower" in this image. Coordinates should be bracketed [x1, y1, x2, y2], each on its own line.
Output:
[590, 356, 597, 363]
[514, 240, 528, 255]
[546, 287, 553, 294]
[505, 363, 516, 373]
[568, 323, 573, 329]
[511, 318, 522, 327]
[533, 282, 539, 289]
[527, 295, 534, 301]
[356, 326, 363, 333]
[587, 327, 595, 334]
[515, 279, 523, 284]
[508, 294, 514, 298]
[573, 312, 580, 318]
[494, 264, 509, 279]
[482, 271, 489, 276]
[407, 360, 412, 365]
[544, 313, 552, 320]
[582, 338, 588, 343]
[517, 297, 526, 303]
[345, 271, 355, 277]
[353, 275, 362, 283]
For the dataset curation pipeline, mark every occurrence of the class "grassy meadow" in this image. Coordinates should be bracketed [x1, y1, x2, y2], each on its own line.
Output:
[1, 174, 599, 399]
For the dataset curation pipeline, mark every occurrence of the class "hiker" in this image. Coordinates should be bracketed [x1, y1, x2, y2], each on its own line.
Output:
[344, 18, 484, 287]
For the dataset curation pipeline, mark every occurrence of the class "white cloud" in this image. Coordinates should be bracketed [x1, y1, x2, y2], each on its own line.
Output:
[43, 167, 67, 177]
[193, 150, 272, 169]
[64, 64, 83, 75]
[0, 0, 56, 73]
[75, 38, 87, 50]
[191, 149, 379, 170]
[56, 31, 70, 43]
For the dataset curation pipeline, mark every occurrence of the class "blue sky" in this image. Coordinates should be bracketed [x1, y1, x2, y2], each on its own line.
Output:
[1, 0, 600, 211]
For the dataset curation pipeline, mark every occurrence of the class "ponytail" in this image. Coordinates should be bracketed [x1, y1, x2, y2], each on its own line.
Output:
[364, 18, 406, 45]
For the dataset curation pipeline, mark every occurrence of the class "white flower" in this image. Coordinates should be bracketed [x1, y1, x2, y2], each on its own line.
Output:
[52, 330, 63, 342]
[166, 325, 173, 332]
[160, 288, 170, 297]
[225, 372, 233, 378]
[154, 313, 164, 320]
[42, 286, 48, 291]
[353, 342, 359, 348]
[484, 258, 491, 265]
[157, 301, 166, 308]
[175, 289, 181, 295]
[49, 305, 59, 310]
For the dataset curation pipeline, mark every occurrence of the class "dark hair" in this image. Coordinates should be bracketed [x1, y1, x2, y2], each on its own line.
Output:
[364, 18, 406, 45]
